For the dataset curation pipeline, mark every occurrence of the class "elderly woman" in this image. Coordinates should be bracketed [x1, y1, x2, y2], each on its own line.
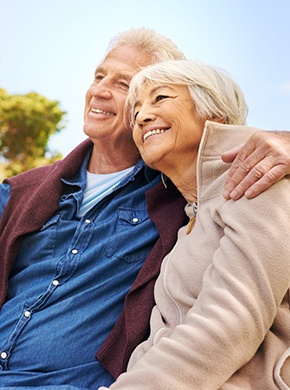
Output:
[99, 60, 290, 389]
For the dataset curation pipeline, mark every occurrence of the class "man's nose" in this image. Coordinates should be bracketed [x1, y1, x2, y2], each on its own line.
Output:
[91, 79, 112, 99]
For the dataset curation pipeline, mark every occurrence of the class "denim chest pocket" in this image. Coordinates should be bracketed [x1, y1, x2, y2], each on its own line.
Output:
[34, 214, 62, 257]
[105, 207, 157, 264]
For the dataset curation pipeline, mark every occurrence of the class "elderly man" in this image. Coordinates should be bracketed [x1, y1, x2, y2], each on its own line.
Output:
[0, 27, 290, 389]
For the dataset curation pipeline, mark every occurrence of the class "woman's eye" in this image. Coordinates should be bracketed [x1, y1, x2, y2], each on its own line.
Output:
[133, 111, 139, 121]
[156, 95, 168, 102]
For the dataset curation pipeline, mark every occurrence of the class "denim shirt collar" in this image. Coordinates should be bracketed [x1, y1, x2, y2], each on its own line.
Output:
[61, 148, 160, 192]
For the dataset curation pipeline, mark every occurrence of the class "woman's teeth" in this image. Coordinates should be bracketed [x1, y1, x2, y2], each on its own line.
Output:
[143, 129, 167, 142]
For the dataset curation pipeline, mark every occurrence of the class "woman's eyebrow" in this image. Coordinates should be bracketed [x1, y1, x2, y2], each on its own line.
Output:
[134, 85, 175, 109]
[151, 85, 175, 94]
[133, 84, 176, 112]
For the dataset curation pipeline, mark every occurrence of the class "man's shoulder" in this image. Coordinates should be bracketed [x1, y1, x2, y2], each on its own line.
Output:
[6, 138, 93, 190]
[5, 161, 61, 189]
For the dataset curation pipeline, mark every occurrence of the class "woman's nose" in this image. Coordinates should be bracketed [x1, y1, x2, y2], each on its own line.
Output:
[136, 106, 155, 125]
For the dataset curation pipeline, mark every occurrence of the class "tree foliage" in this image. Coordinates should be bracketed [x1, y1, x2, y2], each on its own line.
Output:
[0, 88, 66, 178]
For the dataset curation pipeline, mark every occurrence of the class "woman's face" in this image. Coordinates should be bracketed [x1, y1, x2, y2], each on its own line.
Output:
[132, 81, 205, 171]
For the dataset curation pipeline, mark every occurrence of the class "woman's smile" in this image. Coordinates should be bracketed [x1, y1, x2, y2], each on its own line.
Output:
[143, 127, 170, 142]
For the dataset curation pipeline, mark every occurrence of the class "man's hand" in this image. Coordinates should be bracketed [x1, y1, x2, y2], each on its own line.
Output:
[222, 131, 290, 200]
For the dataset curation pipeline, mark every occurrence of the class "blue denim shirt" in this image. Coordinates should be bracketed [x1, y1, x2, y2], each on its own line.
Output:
[0, 154, 160, 389]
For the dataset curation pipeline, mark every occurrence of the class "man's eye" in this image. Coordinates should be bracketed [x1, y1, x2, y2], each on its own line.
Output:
[118, 81, 130, 90]
[156, 95, 168, 102]
[94, 74, 104, 82]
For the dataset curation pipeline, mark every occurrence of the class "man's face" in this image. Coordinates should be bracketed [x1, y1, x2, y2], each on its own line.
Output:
[83, 45, 152, 149]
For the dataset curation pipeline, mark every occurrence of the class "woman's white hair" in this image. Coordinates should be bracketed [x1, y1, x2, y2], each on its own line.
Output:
[127, 59, 248, 127]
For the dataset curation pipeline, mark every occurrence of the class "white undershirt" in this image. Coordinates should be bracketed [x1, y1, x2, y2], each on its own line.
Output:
[78, 166, 134, 217]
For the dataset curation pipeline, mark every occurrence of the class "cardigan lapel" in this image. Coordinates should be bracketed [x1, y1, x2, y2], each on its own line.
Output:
[0, 139, 93, 306]
[96, 180, 187, 378]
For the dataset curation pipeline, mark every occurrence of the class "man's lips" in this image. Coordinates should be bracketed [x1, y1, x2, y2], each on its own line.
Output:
[91, 107, 115, 116]
[143, 128, 170, 142]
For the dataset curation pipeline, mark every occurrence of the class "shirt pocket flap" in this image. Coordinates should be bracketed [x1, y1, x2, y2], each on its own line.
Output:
[118, 208, 148, 226]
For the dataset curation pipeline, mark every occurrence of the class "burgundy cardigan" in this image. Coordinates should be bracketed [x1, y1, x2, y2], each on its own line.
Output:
[0, 139, 187, 379]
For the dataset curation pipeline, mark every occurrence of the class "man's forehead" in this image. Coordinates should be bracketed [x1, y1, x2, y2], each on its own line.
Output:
[98, 46, 152, 76]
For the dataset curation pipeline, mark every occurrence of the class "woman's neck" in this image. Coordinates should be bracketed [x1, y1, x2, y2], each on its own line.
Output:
[165, 163, 197, 203]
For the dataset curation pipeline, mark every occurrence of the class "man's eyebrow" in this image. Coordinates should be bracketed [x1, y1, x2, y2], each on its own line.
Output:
[114, 72, 132, 81]
[94, 66, 132, 81]
[94, 66, 105, 75]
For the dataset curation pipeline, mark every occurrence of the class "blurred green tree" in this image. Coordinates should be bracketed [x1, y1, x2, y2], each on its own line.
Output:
[0, 88, 66, 179]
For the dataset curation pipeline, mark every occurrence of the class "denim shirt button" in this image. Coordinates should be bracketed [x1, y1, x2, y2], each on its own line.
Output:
[52, 279, 60, 286]
[85, 219, 91, 224]
[24, 310, 31, 318]
[71, 249, 78, 254]
[132, 217, 139, 223]
[0, 351, 7, 359]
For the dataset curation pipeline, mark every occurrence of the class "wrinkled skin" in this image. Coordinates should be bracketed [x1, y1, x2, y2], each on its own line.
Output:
[222, 130, 290, 200]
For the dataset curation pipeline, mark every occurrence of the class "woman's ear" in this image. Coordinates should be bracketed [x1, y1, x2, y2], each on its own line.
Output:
[212, 117, 226, 124]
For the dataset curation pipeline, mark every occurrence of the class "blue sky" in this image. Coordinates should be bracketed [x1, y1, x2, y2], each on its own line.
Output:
[1, 0, 289, 156]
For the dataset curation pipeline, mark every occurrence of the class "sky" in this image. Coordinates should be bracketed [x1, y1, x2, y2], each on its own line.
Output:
[0, 0, 289, 157]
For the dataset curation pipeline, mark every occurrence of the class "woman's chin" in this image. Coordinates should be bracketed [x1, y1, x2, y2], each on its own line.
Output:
[142, 156, 163, 172]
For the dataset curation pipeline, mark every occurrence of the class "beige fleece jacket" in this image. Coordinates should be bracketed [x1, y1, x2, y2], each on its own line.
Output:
[100, 121, 290, 390]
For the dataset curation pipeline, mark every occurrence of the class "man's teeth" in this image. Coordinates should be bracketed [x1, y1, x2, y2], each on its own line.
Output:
[144, 129, 166, 141]
[91, 108, 114, 116]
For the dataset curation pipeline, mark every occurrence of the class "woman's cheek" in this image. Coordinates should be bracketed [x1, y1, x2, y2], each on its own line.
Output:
[132, 127, 141, 147]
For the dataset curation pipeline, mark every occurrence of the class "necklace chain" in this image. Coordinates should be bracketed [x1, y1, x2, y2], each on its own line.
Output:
[186, 202, 198, 235]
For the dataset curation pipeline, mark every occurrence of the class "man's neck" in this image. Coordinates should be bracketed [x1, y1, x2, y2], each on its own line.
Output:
[88, 145, 140, 174]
